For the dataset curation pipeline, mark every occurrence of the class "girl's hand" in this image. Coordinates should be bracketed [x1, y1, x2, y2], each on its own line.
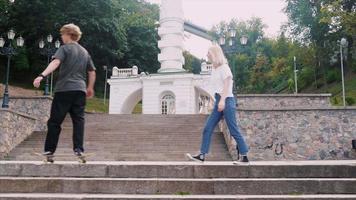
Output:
[218, 99, 225, 112]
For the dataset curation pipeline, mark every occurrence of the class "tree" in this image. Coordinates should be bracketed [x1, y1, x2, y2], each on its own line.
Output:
[0, 0, 160, 95]
[211, 17, 267, 93]
[183, 51, 201, 74]
[118, 0, 160, 73]
[284, 0, 330, 87]
[321, 0, 355, 71]
[249, 54, 270, 93]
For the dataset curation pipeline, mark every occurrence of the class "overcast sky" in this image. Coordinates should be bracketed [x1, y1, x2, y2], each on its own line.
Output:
[145, 0, 288, 59]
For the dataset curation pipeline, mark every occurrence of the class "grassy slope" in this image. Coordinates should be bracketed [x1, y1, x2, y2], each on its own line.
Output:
[301, 72, 356, 106]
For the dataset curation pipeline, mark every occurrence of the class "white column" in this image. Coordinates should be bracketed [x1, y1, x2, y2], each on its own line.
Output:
[157, 0, 185, 73]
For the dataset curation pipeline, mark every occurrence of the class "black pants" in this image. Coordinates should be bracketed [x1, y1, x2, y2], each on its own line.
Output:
[45, 91, 86, 153]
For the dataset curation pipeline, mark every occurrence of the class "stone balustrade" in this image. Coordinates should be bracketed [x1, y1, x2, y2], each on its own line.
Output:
[111, 66, 139, 78]
[200, 62, 212, 74]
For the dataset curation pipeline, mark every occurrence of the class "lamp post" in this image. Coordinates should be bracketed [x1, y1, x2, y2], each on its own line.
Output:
[39, 34, 60, 96]
[0, 29, 24, 108]
[340, 38, 347, 107]
[219, 31, 248, 95]
[103, 65, 108, 105]
[294, 56, 298, 94]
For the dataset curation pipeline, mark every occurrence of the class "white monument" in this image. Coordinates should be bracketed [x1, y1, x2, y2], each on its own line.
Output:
[108, 0, 213, 114]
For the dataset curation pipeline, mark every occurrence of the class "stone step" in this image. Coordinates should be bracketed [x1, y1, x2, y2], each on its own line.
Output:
[1, 161, 355, 178]
[6, 114, 230, 161]
[1, 177, 355, 195]
[5, 155, 230, 162]
[1, 194, 356, 200]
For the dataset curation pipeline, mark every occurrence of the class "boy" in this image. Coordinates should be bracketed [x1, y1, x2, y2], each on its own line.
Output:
[33, 23, 96, 156]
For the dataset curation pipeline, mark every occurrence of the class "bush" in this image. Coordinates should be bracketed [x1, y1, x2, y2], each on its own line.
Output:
[346, 97, 355, 106]
[298, 67, 314, 89]
[326, 69, 341, 84]
[352, 60, 356, 73]
[331, 96, 339, 105]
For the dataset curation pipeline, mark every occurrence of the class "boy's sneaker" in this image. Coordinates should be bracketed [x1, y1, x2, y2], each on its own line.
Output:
[42, 151, 53, 156]
[74, 149, 83, 157]
[186, 153, 205, 162]
[233, 156, 250, 165]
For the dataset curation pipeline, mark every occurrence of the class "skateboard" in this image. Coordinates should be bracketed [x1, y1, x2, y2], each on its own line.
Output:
[32, 152, 94, 164]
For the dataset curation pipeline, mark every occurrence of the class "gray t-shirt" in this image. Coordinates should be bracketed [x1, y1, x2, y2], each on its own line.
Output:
[53, 42, 96, 93]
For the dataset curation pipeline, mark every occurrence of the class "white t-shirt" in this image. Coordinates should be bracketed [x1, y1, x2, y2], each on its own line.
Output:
[210, 64, 234, 97]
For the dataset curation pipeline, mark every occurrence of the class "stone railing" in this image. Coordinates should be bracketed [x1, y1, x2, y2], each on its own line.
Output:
[111, 66, 139, 78]
[221, 107, 356, 161]
[0, 109, 36, 159]
[0, 96, 52, 131]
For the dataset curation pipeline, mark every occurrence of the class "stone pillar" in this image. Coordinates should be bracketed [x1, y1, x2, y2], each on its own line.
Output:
[157, 0, 185, 73]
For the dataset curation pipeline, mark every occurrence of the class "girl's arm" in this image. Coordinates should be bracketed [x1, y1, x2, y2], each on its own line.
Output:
[218, 76, 232, 112]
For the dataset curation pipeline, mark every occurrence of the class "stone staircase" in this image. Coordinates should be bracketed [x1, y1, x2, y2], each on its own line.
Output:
[6, 114, 231, 161]
[0, 160, 355, 199]
[2, 114, 356, 199]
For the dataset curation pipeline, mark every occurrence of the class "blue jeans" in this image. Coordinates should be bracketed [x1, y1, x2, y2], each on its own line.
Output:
[200, 93, 249, 155]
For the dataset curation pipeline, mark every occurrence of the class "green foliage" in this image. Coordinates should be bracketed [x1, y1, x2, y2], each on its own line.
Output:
[175, 191, 191, 196]
[331, 96, 339, 105]
[13, 48, 30, 71]
[249, 54, 271, 93]
[298, 66, 314, 89]
[326, 69, 341, 84]
[346, 97, 355, 106]
[0, 0, 159, 96]
[2, 0, 355, 97]
[85, 97, 108, 113]
[352, 60, 356, 73]
[183, 51, 201, 74]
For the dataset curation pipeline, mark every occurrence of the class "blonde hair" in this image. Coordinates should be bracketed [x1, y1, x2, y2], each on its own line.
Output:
[208, 44, 228, 66]
[60, 23, 82, 41]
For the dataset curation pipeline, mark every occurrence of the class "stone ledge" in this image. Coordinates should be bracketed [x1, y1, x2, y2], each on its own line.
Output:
[236, 94, 332, 97]
[237, 107, 356, 111]
[0, 97, 52, 131]
[0, 109, 36, 120]
[0, 96, 53, 100]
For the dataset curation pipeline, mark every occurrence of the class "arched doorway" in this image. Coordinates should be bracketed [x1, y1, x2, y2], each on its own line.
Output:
[161, 93, 176, 115]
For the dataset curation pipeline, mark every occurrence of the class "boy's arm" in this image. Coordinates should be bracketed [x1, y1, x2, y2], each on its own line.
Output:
[33, 59, 61, 88]
[86, 70, 96, 98]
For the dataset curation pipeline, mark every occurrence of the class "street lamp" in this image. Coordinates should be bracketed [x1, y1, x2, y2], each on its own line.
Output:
[219, 36, 226, 46]
[219, 30, 248, 95]
[294, 56, 298, 94]
[0, 29, 24, 108]
[39, 35, 60, 96]
[103, 65, 108, 105]
[240, 35, 248, 46]
[340, 37, 347, 107]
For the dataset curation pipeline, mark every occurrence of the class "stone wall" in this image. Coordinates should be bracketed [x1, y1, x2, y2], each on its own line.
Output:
[0, 97, 52, 131]
[221, 107, 356, 161]
[0, 109, 36, 159]
[236, 94, 332, 109]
